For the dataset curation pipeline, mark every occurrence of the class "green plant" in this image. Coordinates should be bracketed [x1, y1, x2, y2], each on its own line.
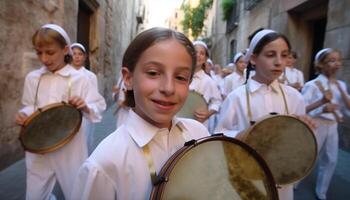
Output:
[222, 0, 236, 21]
[181, 0, 213, 39]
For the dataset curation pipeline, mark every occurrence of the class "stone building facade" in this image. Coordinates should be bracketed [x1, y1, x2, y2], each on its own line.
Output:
[0, 0, 145, 170]
[208, 0, 350, 150]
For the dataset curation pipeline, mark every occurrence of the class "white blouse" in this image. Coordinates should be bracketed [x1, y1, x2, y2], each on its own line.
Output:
[71, 110, 209, 200]
[189, 69, 222, 112]
[215, 79, 305, 137]
[279, 67, 304, 86]
[223, 71, 245, 96]
[302, 74, 349, 120]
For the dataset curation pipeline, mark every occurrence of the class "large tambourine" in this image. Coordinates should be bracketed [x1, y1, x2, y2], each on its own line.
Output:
[238, 115, 317, 186]
[19, 102, 82, 154]
[176, 91, 208, 119]
[150, 135, 278, 200]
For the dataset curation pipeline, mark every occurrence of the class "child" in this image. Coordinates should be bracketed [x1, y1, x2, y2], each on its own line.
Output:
[223, 52, 247, 97]
[190, 40, 222, 132]
[215, 29, 315, 200]
[71, 42, 102, 154]
[112, 70, 130, 128]
[71, 27, 210, 199]
[14, 24, 106, 200]
[279, 51, 304, 91]
[302, 48, 350, 200]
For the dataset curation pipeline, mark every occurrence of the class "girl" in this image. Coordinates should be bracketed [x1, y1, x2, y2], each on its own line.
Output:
[15, 24, 106, 200]
[71, 42, 100, 154]
[302, 48, 350, 200]
[279, 51, 304, 91]
[71, 27, 210, 199]
[223, 52, 247, 97]
[215, 29, 315, 200]
[190, 40, 222, 132]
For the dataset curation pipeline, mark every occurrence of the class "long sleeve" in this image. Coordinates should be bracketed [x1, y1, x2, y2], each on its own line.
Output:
[81, 79, 106, 123]
[71, 160, 116, 200]
[301, 81, 325, 117]
[215, 93, 241, 137]
[19, 73, 38, 116]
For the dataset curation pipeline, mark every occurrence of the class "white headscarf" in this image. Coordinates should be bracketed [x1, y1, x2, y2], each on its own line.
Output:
[193, 40, 208, 50]
[71, 43, 86, 53]
[244, 29, 276, 62]
[41, 24, 72, 55]
[233, 52, 244, 64]
[314, 48, 332, 64]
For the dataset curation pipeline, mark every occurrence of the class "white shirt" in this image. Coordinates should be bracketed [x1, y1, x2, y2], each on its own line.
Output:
[20, 65, 106, 122]
[223, 71, 245, 96]
[189, 69, 222, 112]
[77, 67, 98, 90]
[302, 74, 349, 120]
[215, 79, 306, 137]
[279, 66, 304, 86]
[71, 109, 210, 200]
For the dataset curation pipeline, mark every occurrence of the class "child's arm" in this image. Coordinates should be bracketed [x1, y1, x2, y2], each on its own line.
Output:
[335, 80, 350, 109]
[79, 78, 106, 123]
[305, 89, 332, 113]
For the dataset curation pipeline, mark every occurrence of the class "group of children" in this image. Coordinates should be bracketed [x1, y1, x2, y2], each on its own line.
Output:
[15, 24, 349, 200]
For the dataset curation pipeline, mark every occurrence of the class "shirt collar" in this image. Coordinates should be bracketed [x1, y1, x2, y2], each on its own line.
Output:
[316, 74, 329, 83]
[40, 64, 76, 77]
[248, 78, 280, 93]
[126, 109, 186, 148]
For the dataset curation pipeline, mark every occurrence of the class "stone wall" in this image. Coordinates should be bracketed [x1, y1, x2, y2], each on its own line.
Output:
[0, 0, 141, 170]
[209, 0, 350, 151]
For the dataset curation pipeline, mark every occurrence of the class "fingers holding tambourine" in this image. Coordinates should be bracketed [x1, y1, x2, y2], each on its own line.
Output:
[69, 96, 90, 113]
[294, 114, 317, 131]
[15, 112, 28, 126]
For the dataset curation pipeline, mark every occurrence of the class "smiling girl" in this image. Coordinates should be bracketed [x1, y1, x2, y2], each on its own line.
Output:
[71, 27, 209, 199]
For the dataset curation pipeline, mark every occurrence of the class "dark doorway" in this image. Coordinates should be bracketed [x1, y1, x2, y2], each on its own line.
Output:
[77, 1, 93, 69]
[308, 18, 327, 80]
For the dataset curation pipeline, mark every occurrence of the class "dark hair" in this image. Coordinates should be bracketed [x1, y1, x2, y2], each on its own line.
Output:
[245, 32, 291, 83]
[32, 28, 72, 63]
[122, 27, 196, 107]
[290, 51, 298, 59]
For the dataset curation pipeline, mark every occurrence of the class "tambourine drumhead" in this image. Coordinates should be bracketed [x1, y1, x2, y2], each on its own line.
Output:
[151, 135, 278, 200]
[20, 102, 82, 154]
[176, 91, 207, 119]
[240, 115, 317, 186]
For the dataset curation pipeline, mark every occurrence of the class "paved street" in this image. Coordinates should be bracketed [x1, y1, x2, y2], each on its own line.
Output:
[1, 104, 349, 199]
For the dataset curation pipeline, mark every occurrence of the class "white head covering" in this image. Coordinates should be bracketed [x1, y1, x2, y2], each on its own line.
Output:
[244, 29, 276, 62]
[315, 48, 332, 64]
[233, 52, 244, 64]
[41, 24, 72, 54]
[206, 58, 213, 66]
[71, 43, 86, 53]
[193, 40, 208, 50]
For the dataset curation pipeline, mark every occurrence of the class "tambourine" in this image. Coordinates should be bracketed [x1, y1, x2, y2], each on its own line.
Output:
[176, 91, 208, 119]
[150, 135, 278, 200]
[238, 114, 317, 185]
[19, 102, 82, 154]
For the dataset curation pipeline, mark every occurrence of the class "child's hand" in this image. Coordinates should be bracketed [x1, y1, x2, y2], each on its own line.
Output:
[322, 90, 333, 103]
[15, 112, 28, 126]
[295, 115, 317, 131]
[69, 96, 90, 113]
[323, 103, 338, 113]
[194, 109, 210, 123]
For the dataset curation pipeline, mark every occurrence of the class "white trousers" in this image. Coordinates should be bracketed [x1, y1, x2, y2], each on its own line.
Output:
[81, 118, 95, 155]
[314, 118, 338, 199]
[25, 130, 88, 200]
[278, 185, 293, 200]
